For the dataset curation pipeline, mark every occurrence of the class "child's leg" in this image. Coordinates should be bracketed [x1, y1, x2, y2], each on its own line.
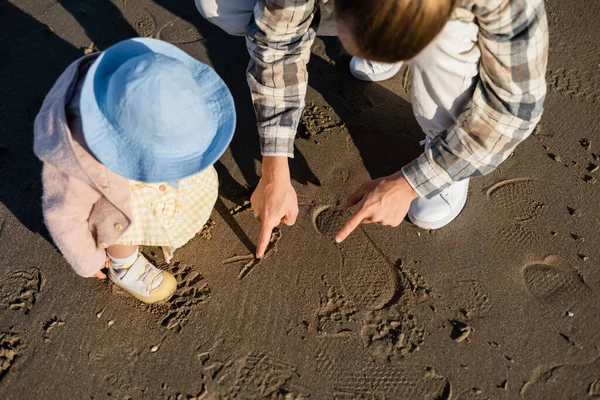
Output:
[107, 244, 137, 258]
[107, 245, 138, 269]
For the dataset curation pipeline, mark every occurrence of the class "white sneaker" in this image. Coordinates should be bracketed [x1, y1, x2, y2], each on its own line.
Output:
[108, 253, 177, 304]
[408, 179, 469, 230]
[350, 57, 403, 82]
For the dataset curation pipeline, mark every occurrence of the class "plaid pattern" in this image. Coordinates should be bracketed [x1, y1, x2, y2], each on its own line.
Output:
[247, 0, 549, 198]
[116, 166, 218, 261]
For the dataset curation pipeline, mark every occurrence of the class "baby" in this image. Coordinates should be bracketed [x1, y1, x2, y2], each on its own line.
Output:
[34, 38, 235, 304]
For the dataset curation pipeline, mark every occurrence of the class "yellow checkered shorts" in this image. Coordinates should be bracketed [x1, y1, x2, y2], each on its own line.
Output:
[116, 166, 218, 261]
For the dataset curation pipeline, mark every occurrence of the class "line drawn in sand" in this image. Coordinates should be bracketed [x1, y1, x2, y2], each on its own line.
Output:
[222, 228, 281, 280]
[0, 267, 44, 314]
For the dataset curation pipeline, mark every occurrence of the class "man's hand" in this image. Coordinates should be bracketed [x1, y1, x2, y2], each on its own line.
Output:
[251, 156, 299, 258]
[336, 171, 419, 243]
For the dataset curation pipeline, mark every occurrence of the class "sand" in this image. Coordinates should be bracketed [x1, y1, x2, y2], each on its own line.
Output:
[1, 0, 600, 398]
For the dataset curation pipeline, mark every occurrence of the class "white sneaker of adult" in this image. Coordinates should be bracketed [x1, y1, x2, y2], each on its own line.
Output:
[408, 179, 469, 230]
[350, 57, 403, 82]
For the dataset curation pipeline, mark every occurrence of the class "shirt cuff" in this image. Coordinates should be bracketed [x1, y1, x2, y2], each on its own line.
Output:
[259, 126, 297, 158]
[401, 152, 454, 199]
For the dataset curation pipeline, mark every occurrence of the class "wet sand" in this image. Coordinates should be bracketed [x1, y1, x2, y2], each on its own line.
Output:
[1, 0, 600, 398]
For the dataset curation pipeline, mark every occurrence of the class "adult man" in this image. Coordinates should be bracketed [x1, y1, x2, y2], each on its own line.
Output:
[196, 0, 548, 257]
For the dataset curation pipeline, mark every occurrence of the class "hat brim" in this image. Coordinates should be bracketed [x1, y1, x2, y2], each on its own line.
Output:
[79, 38, 236, 182]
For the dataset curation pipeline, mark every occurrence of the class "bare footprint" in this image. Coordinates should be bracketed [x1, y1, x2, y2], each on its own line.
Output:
[0, 268, 43, 314]
[313, 206, 400, 311]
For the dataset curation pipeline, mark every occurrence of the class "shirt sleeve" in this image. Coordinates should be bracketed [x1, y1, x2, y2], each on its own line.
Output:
[402, 0, 549, 198]
[41, 163, 106, 278]
[246, 0, 318, 157]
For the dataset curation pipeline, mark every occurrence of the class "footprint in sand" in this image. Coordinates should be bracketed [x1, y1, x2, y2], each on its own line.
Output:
[523, 255, 600, 347]
[332, 364, 451, 399]
[132, 254, 211, 333]
[486, 178, 548, 249]
[159, 262, 211, 332]
[123, 8, 156, 37]
[523, 255, 591, 309]
[201, 351, 306, 399]
[521, 360, 600, 399]
[0, 268, 43, 314]
[486, 178, 546, 222]
[360, 307, 425, 360]
[316, 339, 450, 399]
[446, 280, 492, 319]
[157, 19, 207, 45]
[0, 332, 21, 381]
[456, 388, 490, 399]
[313, 206, 400, 311]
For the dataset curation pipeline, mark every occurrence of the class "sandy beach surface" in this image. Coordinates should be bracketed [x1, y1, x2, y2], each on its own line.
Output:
[1, 0, 600, 398]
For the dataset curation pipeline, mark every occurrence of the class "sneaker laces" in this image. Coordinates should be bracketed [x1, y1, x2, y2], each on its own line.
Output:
[366, 60, 396, 74]
[112, 254, 163, 292]
[136, 262, 162, 290]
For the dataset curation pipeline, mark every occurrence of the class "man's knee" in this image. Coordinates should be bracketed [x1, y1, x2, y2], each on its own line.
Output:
[194, 0, 251, 36]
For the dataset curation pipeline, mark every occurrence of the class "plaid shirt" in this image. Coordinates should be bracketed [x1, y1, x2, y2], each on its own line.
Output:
[246, 0, 549, 198]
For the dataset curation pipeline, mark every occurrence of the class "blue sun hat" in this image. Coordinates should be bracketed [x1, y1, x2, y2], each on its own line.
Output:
[79, 38, 235, 182]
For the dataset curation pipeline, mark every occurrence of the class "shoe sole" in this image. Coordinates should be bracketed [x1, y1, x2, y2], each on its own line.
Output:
[109, 273, 176, 304]
[350, 62, 403, 82]
[407, 190, 468, 230]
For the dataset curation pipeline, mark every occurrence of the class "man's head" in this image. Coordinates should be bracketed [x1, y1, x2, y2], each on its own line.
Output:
[334, 0, 457, 63]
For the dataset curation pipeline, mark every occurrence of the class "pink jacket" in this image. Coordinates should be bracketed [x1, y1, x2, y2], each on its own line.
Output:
[33, 54, 133, 278]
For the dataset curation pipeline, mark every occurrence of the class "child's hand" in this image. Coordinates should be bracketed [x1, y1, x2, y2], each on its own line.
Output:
[93, 270, 107, 279]
[92, 255, 109, 279]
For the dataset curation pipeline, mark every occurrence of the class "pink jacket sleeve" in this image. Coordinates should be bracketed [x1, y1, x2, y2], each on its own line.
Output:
[41, 163, 106, 277]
